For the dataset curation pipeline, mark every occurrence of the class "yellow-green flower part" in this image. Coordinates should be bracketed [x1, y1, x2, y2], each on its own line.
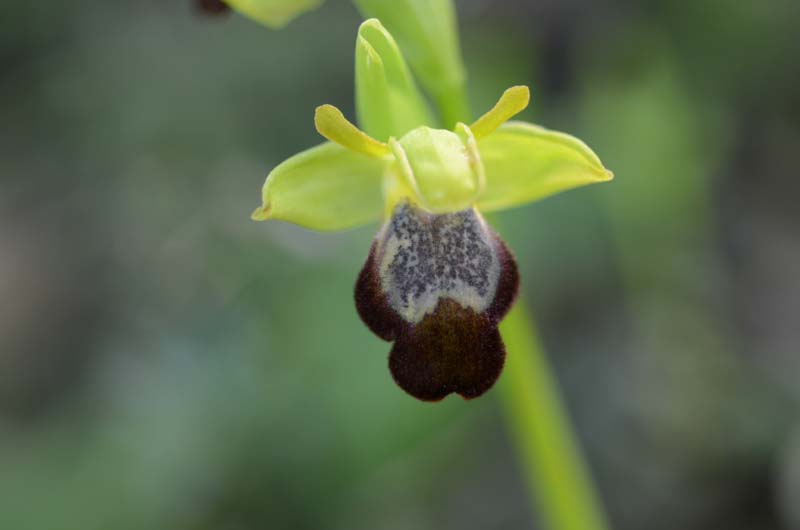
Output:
[225, 0, 324, 28]
[251, 84, 612, 229]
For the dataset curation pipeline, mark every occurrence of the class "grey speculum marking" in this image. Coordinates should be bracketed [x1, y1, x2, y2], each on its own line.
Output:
[376, 202, 501, 323]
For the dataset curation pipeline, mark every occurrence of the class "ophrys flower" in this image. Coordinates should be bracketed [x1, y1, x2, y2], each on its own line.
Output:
[252, 20, 612, 401]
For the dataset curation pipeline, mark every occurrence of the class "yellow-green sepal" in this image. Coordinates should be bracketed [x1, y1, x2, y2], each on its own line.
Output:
[225, 0, 323, 28]
[476, 121, 613, 212]
[252, 142, 389, 231]
[355, 19, 436, 141]
[352, 0, 469, 127]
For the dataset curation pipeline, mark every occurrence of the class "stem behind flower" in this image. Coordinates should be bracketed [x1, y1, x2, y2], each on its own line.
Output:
[499, 302, 611, 530]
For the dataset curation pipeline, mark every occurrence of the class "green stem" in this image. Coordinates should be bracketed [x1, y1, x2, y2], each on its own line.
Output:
[499, 302, 610, 530]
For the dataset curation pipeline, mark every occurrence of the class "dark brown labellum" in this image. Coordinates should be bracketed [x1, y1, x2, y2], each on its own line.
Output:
[355, 202, 519, 401]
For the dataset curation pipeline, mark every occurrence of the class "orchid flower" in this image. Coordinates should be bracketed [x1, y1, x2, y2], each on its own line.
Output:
[252, 19, 612, 401]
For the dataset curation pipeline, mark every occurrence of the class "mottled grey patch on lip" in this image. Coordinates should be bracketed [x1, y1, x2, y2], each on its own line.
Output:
[375, 202, 500, 323]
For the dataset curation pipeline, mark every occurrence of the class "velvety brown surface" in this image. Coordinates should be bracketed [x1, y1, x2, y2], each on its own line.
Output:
[354, 241, 405, 342]
[485, 230, 520, 325]
[389, 300, 506, 401]
[354, 222, 519, 401]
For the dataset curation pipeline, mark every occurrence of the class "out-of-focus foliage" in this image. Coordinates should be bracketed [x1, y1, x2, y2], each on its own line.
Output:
[0, 1, 798, 530]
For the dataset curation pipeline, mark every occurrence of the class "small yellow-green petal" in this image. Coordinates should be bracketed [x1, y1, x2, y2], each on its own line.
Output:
[355, 19, 436, 141]
[470, 86, 530, 139]
[314, 104, 391, 158]
[477, 121, 613, 212]
[225, 0, 323, 28]
[253, 142, 388, 231]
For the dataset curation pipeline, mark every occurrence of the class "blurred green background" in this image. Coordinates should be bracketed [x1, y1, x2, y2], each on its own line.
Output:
[1, 1, 799, 529]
